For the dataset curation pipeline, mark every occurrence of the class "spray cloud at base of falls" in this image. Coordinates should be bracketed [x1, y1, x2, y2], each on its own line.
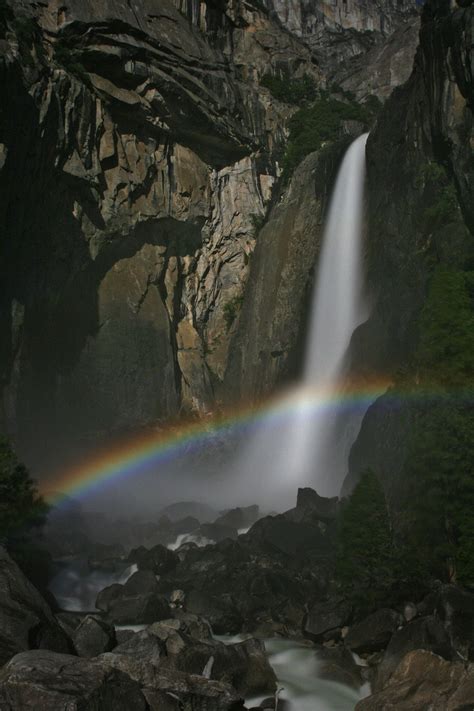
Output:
[234, 133, 372, 503]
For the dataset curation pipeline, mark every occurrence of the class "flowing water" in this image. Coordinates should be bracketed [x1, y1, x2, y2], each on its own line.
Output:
[222, 638, 369, 710]
[235, 133, 371, 504]
[49, 134, 373, 710]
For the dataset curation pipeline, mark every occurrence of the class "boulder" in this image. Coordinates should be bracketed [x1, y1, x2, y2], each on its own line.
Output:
[356, 650, 474, 710]
[0, 547, 72, 667]
[102, 656, 244, 710]
[129, 544, 179, 575]
[124, 570, 160, 595]
[247, 516, 329, 556]
[186, 589, 243, 634]
[96, 570, 170, 624]
[303, 599, 351, 642]
[317, 645, 364, 689]
[107, 593, 170, 625]
[435, 584, 474, 661]
[214, 506, 260, 530]
[0, 650, 147, 710]
[345, 609, 402, 654]
[96, 583, 123, 613]
[295, 488, 339, 521]
[107, 617, 276, 696]
[73, 615, 116, 657]
[198, 522, 239, 542]
[376, 615, 453, 689]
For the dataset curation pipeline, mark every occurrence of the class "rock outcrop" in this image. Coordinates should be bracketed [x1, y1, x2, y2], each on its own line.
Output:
[0, 0, 424, 471]
[0, 547, 71, 667]
[0, 0, 316, 465]
[344, 0, 474, 500]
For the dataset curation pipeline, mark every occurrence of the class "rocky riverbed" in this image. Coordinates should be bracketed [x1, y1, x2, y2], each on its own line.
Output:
[2, 488, 474, 709]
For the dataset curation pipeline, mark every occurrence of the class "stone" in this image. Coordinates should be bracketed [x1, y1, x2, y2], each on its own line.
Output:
[107, 593, 170, 625]
[376, 615, 453, 689]
[72, 615, 116, 657]
[128, 544, 179, 575]
[345, 609, 402, 654]
[317, 646, 364, 690]
[0, 650, 147, 710]
[96, 583, 123, 613]
[0, 547, 71, 667]
[356, 650, 474, 710]
[435, 584, 474, 661]
[198, 522, 239, 543]
[303, 599, 352, 643]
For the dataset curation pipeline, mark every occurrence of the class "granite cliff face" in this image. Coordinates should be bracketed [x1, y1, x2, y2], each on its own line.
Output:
[344, 0, 474, 500]
[264, 0, 421, 99]
[0, 0, 317, 466]
[0, 0, 423, 470]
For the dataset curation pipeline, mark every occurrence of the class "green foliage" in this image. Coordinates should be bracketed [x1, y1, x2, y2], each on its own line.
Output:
[260, 72, 318, 106]
[0, 437, 48, 542]
[223, 295, 244, 331]
[403, 402, 474, 586]
[399, 267, 474, 586]
[336, 469, 394, 612]
[416, 161, 460, 233]
[416, 268, 474, 389]
[282, 98, 370, 179]
[250, 213, 265, 236]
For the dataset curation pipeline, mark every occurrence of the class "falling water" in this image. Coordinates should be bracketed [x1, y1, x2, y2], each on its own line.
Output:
[234, 133, 370, 506]
[305, 133, 369, 383]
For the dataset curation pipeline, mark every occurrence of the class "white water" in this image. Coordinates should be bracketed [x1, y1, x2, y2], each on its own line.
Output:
[219, 637, 368, 710]
[235, 134, 370, 504]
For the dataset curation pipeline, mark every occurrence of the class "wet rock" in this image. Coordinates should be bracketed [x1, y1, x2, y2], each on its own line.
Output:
[345, 609, 402, 654]
[103, 657, 244, 710]
[0, 650, 147, 710]
[185, 589, 243, 635]
[104, 618, 276, 697]
[0, 547, 72, 667]
[376, 615, 452, 689]
[72, 615, 116, 658]
[96, 583, 124, 613]
[303, 599, 351, 643]
[96, 570, 170, 624]
[247, 516, 329, 556]
[198, 522, 239, 543]
[214, 506, 260, 530]
[317, 646, 364, 690]
[108, 593, 170, 626]
[129, 545, 179, 576]
[435, 584, 474, 661]
[115, 629, 136, 646]
[356, 649, 474, 710]
[295, 489, 339, 522]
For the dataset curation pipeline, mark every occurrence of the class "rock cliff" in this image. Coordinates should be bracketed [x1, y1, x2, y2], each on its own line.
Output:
[344, 0, 474, 499]
[0, 0, 424, 470]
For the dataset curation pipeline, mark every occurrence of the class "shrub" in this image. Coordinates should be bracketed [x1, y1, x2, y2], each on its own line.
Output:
[0, 436, 48, 542]
[336, 469, 394, 612]
[282, 98, 370, 178]
[223, 295, 244, 331]
[260, 72, 318, 105]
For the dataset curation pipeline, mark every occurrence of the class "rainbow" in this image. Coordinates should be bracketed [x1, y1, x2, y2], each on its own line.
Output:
[44, 377, 469, 507]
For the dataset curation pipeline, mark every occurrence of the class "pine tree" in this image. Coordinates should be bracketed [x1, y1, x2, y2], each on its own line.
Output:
[0, 436, 48, 542]
[336, 469, 394, 612]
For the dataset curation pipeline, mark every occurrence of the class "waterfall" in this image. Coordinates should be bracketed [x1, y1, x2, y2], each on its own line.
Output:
[287, 132, 370, 497]
[305, 133, 369, 384]
[233, 134, 370, 507]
